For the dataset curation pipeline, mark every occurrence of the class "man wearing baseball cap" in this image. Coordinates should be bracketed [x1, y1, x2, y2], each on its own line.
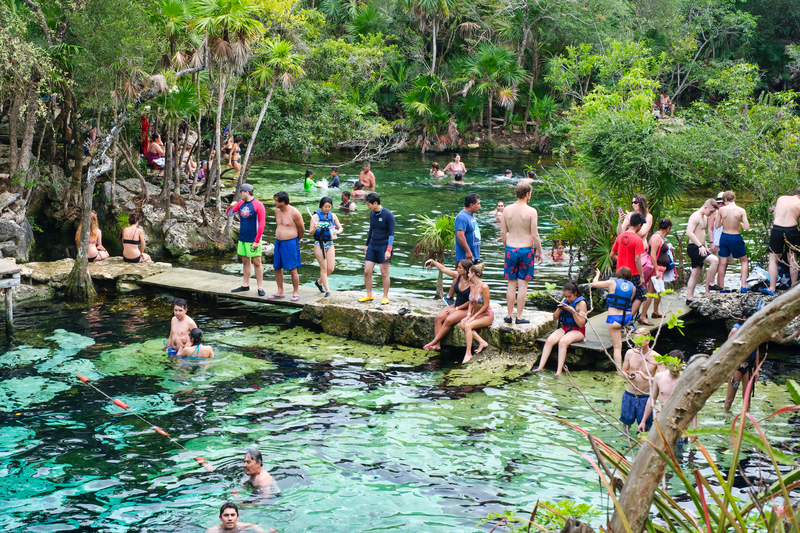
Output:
[226, 183, 267, 296]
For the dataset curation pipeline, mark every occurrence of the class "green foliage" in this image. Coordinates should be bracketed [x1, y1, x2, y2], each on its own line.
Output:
[115, 212, 130, 234]
[788, 380, 800, 406]
[412, 213, 455, 262]
[477, 500, 600, 531]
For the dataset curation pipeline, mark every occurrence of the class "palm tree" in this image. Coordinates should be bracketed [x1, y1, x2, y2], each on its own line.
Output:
[457, 42, 527, 142]
[191, 0, 264, 210]
[402, 0, 457, 74]
[413, 213, 455, 299]
[400, 73, 456, 152]
[153, 0, 194, 66]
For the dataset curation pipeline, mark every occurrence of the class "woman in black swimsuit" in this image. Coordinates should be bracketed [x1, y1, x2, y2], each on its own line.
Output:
[121, 212, 152, 263]
[228, 135, 243, 176]
[422, 258, 474, 351]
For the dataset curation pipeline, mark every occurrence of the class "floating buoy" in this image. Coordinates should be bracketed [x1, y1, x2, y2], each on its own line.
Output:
[195, 457, 215, 471]
[154, 426, 170, 437]
[112, 398, 130, 410]
[77, 375, 90, 383]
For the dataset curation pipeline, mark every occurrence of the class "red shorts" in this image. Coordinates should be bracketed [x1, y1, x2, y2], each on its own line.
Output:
[561, 325, 586, 336]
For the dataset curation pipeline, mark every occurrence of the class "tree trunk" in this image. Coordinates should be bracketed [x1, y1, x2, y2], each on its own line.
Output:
[507, 5, 530, 122]
[8, 95, 21, 178]
[431, 17, 438, 75]
[523, 40, 539, 132]
[111, 138, 117, 208]
[224, 77, 276, 235]
[16, 88, 39, 192]
[205, 72, 227, 212]
[69, 126, 84, 210]
[191, 113, 202, 199]
[163, 123, 175, 222]
[487, 91, 493, 142]
[120, 141, 150, 203]
[611, 283, 800, 532]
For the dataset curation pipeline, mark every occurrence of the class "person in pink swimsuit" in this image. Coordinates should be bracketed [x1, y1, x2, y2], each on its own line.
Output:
[459, 263, 494, 364]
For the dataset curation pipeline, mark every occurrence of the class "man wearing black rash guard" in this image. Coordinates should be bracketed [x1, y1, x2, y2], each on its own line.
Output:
[360, 193, 395, 305]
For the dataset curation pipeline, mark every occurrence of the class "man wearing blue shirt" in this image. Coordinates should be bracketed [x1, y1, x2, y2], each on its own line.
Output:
[360, 193, 396, 305]
[455, 193, 481, 262]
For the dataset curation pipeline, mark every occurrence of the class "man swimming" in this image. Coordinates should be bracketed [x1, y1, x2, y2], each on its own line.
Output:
[352, 181, 366, 199]
[205, 502, 274, 533]
[329, 167, 340, 188]
[165, 298, 197, 356]
[359, 161, 376, 188]
[339, 190, 356, 211]
[242, 448, 280, 496]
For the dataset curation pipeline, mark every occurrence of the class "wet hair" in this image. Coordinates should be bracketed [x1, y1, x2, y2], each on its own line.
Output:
[151, 132, 160, 141]
[496, 201, 504, 208]
[341, 190, 351, 200]
[319, 196, 333, 208]
[662, 89, 670, 95]
[129, 212, 143, 225]
[633, 194, 648, 219]
[703, 198, 719, 211]
[431, 162, 440, 170]
[515, 181, 532, 199]
[723, 191, 735, 202]
[667, 349, 685, 362]
[504, 169, 512, 175]
[245, 448, 262, 465]
[629, 213, 646, 229]
[616, 266, 632, 280]
[527, 170, 536, 179]
[331, 167, 338, 173]
[742, 307, 757, 320]
[274, 191, 290, 205]
[365, 192, 380, 205]
[469, 263, 485, 277]
[454, 172, 464, 182]
[234, 135, 243, 144]
[563, 282, 581, 296]
[363, 161, 371, 168]
[633, 327, 650, 341]
[658, 218, 672, 231]
[464, 193, 480, 208]
[453, 153, 461, 160]
[219, 502, 238, 517]
[188, 328, 203, 345]
[458, 258, 474, 272]
[173, 298, 188, 309]
[353, 182, 363, 190]
[305, 169, 314, 178]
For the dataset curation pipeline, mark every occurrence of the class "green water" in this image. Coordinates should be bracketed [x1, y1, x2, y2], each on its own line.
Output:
[1, 293, 797, 532]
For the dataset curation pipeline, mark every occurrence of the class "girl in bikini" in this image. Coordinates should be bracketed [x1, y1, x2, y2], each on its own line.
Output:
[176, 328, 215, 359]
[443, 153, 467, 174]
[228, 135, 243, 176]
[422, 258, 474, 351]
[76, 211, 110, 262]
[121, 213, 152, 263]
[459, 263, 494, 364]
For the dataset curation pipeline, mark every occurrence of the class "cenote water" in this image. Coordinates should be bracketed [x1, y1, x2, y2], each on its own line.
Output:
[3, 153, 798, 531]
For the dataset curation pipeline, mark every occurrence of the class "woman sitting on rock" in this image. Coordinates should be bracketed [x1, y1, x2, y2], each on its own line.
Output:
[459, 263, 494, 364]
[76, 210, 110, 263]
[121, 212, 152, 263]
[422, 258, 473, 351]
[147, 133, 166, 171]
[531, 282, 587, 376]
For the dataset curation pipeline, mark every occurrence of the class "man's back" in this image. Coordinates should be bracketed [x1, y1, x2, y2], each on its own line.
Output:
[774, 195, 800, 226]
[719, 204, 746, 233]
[653, 371, 678, 413]
[612, 231, 644, 274]
[503, 202, 536, 248]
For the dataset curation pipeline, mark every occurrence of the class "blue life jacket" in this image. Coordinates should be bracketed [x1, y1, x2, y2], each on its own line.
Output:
[559, 296, 586, 328]
[606, 279, 634, 312]
[731, 323, 758, 361]
[314, 210, 334, 242]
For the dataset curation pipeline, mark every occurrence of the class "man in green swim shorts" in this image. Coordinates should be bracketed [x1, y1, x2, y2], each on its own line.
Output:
[226, 183, 267, 297]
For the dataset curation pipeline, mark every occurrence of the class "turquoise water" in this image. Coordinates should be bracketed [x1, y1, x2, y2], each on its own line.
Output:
[1, 293, 797, 532]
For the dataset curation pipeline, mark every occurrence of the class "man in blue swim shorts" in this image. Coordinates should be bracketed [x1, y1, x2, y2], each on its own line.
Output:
[715, 191, 750, 293]
[271, 191, 305, 302]
[165, 298, 197, 356]
[500, 182, 543, 324]
[619, 328, 660, 436]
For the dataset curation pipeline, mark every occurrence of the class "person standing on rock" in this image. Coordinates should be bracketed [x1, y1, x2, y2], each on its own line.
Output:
[766, 187, 800, 295]
[360, 193, 395, 305]
[455, 193, 481, 263]
[716, 191, 750, 293]
[227, 184, 267, 296]
[609, 213, 647, 324]
[309, 196, 343, 297]
[686, 199, 721, 303]
[500, 181, 543, 325]
[271, 191, 305, 302]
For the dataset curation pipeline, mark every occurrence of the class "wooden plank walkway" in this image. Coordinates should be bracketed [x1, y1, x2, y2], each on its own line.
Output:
[537, 291, 690, 355]
[138, 267, 326, 308]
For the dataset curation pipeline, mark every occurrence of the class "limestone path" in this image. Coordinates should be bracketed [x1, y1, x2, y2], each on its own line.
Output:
[138, 267, 326, 307]
[537, 291, 689, 355]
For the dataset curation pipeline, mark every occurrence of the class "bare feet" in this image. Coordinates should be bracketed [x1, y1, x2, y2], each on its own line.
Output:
[475, 340, 489, 354]
[423, 342, 441, 351]
[530, 367, 544, 373]
[462, 353, 472, 364]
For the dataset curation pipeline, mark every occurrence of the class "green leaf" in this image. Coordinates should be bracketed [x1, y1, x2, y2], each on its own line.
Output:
[787, 379, 800, 405]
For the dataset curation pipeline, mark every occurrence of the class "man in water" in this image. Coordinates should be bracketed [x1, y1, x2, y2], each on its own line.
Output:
[329, 167, 340, 188]
[716, 191, 750, 293]
[639, 350, 696, 434]
[359, 161, 376, 189]
[271, 191, 305, 302]
[227, 184, 267, 296]
[610, 213, 646, 321]
[455, 193, 481, 263]
[206, 502, 273, 533]
[620, 329, 661, 436]
[242, 448, 280, 496]
[165, 298, 197, 356]
[504, 169, 513, 179]
[360, 193, 395, 305]
[339, 190, 356, 211]
[766, 187, 800, 295]
[500, 182, 543, 324]
[686, 199, 721, 303]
